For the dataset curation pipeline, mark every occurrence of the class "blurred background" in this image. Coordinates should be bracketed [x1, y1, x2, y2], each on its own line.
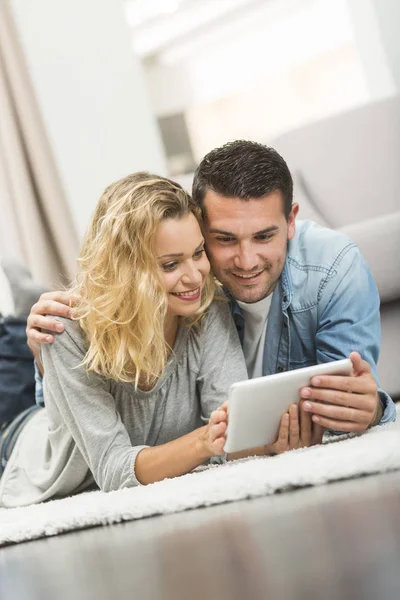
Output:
[0, 0, 399, 396]
[0, 0, 399, 280]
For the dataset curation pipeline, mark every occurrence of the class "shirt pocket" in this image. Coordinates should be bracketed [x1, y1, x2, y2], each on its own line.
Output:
[289, 357, 317, 370]
[289, 336, 316, 369]
[289, 311, 317, 369]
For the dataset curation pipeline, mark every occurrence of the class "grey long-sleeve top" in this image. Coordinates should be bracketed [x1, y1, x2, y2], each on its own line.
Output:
[0, 301, 247, 508]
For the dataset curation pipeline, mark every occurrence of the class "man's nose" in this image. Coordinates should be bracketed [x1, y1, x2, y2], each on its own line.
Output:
[234, 245, 258, 271]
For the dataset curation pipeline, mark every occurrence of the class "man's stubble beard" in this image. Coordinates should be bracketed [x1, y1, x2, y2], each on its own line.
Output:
[207, 241, 288, 303]
[216, 265, 281, 304]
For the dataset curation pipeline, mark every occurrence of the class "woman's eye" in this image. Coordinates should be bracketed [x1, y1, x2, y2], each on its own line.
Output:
[193, 249, 205, 259]
[161, 262, 177, 272]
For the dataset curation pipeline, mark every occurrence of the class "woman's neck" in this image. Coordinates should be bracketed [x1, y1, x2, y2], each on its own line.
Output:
[164, 314, 179, 351]
[137, 315, 179, 392]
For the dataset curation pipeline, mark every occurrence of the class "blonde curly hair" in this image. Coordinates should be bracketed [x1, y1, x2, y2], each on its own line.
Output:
[73, 172, 216, 387]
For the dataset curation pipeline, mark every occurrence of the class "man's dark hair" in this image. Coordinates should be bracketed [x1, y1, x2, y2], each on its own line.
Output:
[192, 140, 293, 219]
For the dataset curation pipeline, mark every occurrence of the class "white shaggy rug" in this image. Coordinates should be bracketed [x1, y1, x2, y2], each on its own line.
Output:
[1, 419, 400, 547]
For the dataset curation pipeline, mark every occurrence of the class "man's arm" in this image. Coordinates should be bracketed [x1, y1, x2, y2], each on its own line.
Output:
[300, 248, 396, 431]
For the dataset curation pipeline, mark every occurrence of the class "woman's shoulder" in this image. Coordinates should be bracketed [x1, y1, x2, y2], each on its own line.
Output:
[203, 297, 232, 328]
[182, 299, 230, 355]
[47, 316, 88, 354]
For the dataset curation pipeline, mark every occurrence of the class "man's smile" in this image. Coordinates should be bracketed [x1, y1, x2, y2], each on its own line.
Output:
[229, 270, 265, 284]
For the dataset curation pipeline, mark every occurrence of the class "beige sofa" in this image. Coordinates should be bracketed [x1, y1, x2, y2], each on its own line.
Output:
[273, 95, 400, 398]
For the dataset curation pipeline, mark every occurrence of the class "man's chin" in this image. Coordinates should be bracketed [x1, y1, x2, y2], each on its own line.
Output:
[218, 273, 278, 303]
[223, 283, 270, 303]
[234, 291, 268, 303]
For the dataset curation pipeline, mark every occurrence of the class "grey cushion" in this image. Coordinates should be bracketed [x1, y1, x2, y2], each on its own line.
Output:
[293, 172, 329, 227]
[273, 96, 400, 227]
[1, 259, 47, 318]
[378, 302, 400, 399]
[339, 211, 400, 303]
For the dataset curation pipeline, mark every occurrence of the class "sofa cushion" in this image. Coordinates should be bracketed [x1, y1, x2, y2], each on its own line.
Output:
[293, 172, 330, 227]
[339, 211, 400, 303]
[273, 96, 400, 228]
[378, 301, 400, 398]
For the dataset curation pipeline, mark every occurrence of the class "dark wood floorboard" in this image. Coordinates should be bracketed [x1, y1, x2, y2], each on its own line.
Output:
[1, 470, 400, 600]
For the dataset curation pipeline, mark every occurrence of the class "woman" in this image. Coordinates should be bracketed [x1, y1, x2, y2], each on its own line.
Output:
[0, 172, 249, 507]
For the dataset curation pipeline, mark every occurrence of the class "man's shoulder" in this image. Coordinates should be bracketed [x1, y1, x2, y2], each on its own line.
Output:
[288, 220, 357, 270]
[286, 220, 359, 309]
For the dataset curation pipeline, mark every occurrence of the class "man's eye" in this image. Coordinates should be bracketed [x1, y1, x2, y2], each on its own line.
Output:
[161, 262, 177, 272]
[255, 234, 273, 242]
[216, 237, 235, 243]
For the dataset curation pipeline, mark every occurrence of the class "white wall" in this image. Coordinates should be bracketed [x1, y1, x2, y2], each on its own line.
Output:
[369, 0, 400, 91]
[10, 0, 167, 238]
[145, 0, 361, 118]
[346, 0, 397, 100]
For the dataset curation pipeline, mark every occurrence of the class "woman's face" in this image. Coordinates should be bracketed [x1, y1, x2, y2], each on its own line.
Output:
[154, 212, 211, 319]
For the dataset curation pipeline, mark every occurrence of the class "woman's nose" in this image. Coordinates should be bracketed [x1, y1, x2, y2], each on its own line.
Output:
[182, 262, 202, 285]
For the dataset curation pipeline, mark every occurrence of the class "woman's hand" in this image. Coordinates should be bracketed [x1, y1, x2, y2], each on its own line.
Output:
[264, 402, 324, 456]
[199, 401, 229, 457]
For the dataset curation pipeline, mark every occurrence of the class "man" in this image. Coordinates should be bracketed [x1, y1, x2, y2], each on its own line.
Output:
[26, 141, 395, 448]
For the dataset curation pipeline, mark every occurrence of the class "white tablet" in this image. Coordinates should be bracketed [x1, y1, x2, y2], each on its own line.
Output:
[224, 358, 353, 453]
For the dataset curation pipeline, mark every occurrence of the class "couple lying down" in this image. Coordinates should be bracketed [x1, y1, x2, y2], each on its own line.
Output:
[0, 141, 395, 508]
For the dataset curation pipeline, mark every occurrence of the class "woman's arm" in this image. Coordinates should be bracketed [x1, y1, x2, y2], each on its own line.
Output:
[133, 301, 249, 483]
[41, 317, 230, 490]
[134, 418, 226, 484]
[42, 320, 147, 491]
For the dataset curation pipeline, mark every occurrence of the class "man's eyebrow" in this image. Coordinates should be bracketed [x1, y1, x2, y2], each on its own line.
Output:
[208, 229, 235, 236]
[157, 240, 204, 259]
[208, 226, 279, 236]
[253, 226, 279, 235]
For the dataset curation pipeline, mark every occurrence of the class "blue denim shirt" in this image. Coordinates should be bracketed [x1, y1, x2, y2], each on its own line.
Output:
[230, 220, 396, 425]
[34, 361, 44, 407]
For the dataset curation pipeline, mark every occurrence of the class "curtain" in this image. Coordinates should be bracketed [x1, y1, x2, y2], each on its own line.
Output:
[0, 0, 79, 288]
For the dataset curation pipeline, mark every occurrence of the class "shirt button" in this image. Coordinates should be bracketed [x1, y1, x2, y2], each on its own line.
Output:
[283, 295, 288, 303]
[277, 365, 285, 373]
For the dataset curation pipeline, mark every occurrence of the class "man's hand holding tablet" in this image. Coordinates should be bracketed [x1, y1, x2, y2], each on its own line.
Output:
[206, 354, 382, 460]
[208, 399, 323, 460]
[300, 352, 383, 432]
[263, 402, 324, 456]
[221, 358, 353, 456]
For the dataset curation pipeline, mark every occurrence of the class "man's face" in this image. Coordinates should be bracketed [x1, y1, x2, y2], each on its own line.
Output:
[203, 190, 298, 303]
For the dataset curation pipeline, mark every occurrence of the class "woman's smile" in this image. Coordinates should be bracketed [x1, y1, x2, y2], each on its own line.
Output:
[171, 287, 201, 301]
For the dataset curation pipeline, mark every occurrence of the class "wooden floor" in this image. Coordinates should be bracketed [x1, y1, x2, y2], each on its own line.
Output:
[1, 470, 400, 600]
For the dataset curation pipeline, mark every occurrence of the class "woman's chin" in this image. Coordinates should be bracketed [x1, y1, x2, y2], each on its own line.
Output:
[168, 298, 202, 318]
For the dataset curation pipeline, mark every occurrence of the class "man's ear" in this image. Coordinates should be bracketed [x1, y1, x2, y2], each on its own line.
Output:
[287, 203, 299, 241]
